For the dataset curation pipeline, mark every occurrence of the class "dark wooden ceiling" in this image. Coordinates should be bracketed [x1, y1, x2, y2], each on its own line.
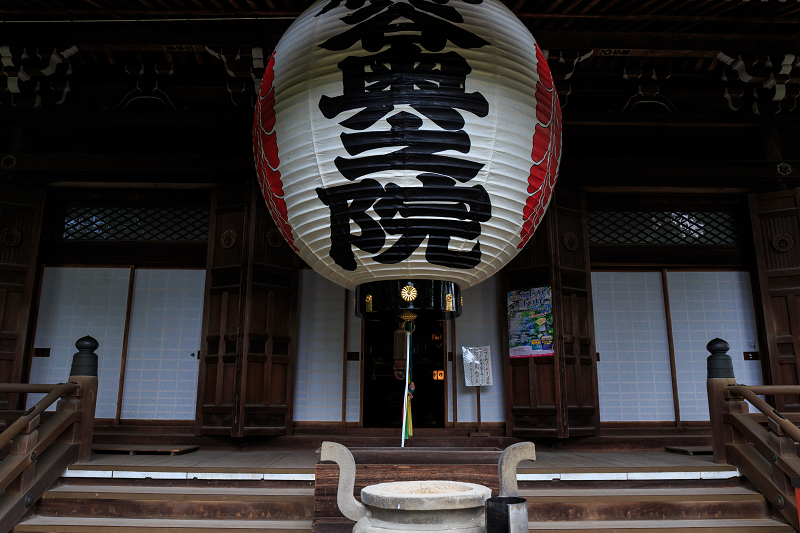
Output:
[2, 0, 800, 35]
[3, 2, 799, 191]
[1, 1, 800, 118]
[2, 0, 800, 45]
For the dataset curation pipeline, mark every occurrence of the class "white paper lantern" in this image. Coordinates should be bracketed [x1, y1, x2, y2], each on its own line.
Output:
[253, 0, 560, 292]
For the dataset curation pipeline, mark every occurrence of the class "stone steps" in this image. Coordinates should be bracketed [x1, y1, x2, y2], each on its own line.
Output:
[35, 484, 315, 521]
[526, 518, 794, 532]
[13, 517, 313, 532]
[520, 486, 769, 521]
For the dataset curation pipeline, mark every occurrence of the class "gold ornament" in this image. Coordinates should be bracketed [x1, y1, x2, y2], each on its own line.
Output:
[400, 285, 418, 302]
[399, 311, 417, 322]
[446, 294, 453, 311]
[461, 296, 464, 308]
[365, 294, 373, 312]
[220, 230, 237, 249]
[399, 310, 417, 332]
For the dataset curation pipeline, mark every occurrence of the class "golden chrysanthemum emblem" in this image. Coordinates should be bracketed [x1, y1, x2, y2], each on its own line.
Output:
[400, 285, 418, 302]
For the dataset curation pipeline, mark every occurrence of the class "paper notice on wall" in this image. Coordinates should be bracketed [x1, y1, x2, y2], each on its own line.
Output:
[462, 346, 493, 387]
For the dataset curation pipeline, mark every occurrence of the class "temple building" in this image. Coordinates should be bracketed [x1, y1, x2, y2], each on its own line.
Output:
[1, 1, 800, 531]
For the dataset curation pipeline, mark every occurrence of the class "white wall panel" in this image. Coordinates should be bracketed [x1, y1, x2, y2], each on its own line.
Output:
[591, 272, 674, 422]
[454, 276, 505, 423]
[121, 269, 204, 420]
[293, 269, 345, 421]
[667, 271, 762, 421]
[29, 268, 129, 418]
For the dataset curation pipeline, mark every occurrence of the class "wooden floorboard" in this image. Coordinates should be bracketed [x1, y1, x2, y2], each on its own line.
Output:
[666, 446, 714, 456]
[92, 444, 199, 455]
[518, 487, 763, 502]
[519, 452, 735, 473]
[66, 450, 736, 474]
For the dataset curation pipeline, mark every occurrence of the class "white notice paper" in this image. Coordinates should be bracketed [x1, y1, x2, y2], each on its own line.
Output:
[462, 346, 493, 387]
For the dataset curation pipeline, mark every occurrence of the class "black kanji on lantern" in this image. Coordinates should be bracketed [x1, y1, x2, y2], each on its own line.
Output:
[317, 0, 488, 53]
[336, 112, 484, 183]
[317, 175, 491, 270]
[315, 0, 492, 271]
[319, 44, 488, 133]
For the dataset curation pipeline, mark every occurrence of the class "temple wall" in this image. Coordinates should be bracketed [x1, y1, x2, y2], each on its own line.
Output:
[593, 270, 762, 422]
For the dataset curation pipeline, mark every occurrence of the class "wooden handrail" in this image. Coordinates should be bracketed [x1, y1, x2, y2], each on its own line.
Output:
[724, 413, 800, 480]
[718, 387, 800, 532]
[0, 383, 78, 452]
[0, 335, 100, 533]
[727, 385, 800, 444]
[706, 339, 800, 532]
[0, 384, 76, 394]
[0, 443, 77, 533]
[0, 411, 80, 494]
[738, 386, 800, 396]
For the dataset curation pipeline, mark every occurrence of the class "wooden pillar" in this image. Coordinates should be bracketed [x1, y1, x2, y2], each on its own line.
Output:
[59, 336, 99, 463]
[721, 388, 748, 451]
[706, 338, 735, 465]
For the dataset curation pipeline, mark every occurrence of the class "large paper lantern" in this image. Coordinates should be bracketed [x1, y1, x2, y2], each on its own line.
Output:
[253, 0, 561, 315]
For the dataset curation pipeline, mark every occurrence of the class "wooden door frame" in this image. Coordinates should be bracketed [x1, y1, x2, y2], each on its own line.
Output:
[748, 188, 800, 412]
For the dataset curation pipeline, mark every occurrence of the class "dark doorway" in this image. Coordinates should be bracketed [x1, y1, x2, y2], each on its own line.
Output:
[363, 314, 446, 429]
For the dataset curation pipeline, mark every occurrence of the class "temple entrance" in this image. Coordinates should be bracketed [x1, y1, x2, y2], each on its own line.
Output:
[362, 314, 447, 429]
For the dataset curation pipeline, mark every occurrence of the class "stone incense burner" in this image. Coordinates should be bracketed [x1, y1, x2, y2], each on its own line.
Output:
[320, 442, 536, 533]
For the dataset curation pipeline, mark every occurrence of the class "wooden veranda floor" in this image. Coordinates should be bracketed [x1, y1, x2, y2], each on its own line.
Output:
[63, 449, 737, 480]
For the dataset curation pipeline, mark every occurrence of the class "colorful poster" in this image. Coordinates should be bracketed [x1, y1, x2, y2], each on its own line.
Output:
[507, 287, 555, 358]
[462, 346, 493, 387]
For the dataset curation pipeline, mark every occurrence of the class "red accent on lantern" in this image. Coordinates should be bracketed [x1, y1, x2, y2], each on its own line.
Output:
[254, 51, 298, 251]
[519, 44, 561, 249]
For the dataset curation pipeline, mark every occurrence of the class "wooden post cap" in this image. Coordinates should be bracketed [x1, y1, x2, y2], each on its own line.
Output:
[707, 338, 734, 379]
[707, 338, 730, 353]
[69, 336, 99, 377]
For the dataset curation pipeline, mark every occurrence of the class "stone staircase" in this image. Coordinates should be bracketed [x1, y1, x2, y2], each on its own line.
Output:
[12, 477, 314, 532]
[522, 478, 793, 532]
[10, 460, 795, 532]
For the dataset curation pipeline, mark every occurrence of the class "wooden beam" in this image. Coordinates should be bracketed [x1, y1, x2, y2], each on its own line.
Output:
[0, 153, 254, 173]
[660, 269, 681, 427]
[533, 30, 800, 54]
[114, 266, 136, 425]
[0, 8, 302, 16]
[0, 22, 796, 52]
[560, 158, 800, 180]
[517, 12, 800, 25]
[3, 153, 798, 180]
[1, 9, 799, 28]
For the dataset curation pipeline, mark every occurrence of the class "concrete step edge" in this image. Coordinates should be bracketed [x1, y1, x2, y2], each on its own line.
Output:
[14, 517, 313, 532]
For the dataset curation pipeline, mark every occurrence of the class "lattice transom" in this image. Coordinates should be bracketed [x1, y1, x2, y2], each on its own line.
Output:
[588, 211, 743, 245]
[63, 207, 209, 241]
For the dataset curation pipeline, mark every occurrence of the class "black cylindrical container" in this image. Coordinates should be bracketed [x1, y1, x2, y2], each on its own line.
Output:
[485, 496, 527, 533]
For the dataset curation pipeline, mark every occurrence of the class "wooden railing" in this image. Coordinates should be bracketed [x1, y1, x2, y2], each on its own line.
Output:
[0, 336, 99, 533]
[707, 338, 800, 532]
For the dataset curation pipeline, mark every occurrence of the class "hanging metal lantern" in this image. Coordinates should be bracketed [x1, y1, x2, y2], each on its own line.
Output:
[253, 0, 561, 317]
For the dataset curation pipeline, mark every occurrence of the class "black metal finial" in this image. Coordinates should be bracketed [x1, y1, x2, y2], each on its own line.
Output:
[707, 337, 734, 379]
[69, 336, 99, 377]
